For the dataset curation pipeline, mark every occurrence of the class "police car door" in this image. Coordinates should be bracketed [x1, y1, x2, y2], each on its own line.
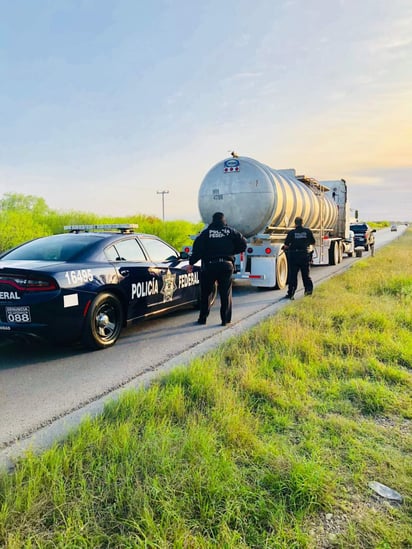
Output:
[139, 236, 197, 308]
[105, 237, 161, 320]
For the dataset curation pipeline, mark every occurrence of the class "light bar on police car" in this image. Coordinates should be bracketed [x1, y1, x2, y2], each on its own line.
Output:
[64, 224, 139, 233]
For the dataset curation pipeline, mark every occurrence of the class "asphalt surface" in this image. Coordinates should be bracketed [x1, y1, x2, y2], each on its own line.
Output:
[0, 226, 406, 470]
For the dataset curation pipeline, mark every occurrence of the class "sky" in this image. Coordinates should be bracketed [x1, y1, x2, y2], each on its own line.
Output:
[1, 0, 411, 223]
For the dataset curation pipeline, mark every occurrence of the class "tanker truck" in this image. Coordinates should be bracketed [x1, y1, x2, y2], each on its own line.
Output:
[192, 155, 354, 290]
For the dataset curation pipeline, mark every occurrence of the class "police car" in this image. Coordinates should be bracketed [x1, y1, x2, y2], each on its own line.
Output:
[0, 224, 207, 350]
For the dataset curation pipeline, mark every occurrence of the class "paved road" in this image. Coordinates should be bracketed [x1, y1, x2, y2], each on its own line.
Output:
[0, 226, 406, 468]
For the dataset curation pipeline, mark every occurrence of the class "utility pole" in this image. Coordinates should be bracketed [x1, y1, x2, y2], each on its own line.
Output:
[157, 190, 169, 221]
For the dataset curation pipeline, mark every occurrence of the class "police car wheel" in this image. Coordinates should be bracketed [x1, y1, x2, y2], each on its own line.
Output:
[82, 293, 124, 350]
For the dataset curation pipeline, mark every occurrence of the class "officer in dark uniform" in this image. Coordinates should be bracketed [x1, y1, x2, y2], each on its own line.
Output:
[188, 212, 247, 326]
[283, 216, 316, 299]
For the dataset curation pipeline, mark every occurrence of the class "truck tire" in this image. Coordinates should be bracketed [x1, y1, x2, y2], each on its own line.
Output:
[329, 241, 339, 265]
[275, 253, 288, 290]
[82, 293, 124, 350]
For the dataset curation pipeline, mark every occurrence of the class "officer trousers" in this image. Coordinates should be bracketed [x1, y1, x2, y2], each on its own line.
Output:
[287, 251, 313, 297]
[199, 260, 234, 324]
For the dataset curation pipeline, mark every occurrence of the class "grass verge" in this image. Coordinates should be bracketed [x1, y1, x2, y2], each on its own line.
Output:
[1, 230, 411, 548]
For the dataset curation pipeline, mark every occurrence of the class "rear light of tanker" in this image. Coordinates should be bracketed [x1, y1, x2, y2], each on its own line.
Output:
[246, 247, 272, 254]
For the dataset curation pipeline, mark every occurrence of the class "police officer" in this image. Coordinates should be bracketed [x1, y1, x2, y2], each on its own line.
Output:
[188, 212, 247, 326]
[283, 216, 316, 299]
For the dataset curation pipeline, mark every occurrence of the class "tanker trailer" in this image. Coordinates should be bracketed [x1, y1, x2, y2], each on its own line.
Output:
[197, 155, 354, 289]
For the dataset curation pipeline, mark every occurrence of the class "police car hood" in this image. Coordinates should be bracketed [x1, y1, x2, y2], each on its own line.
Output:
[0, 260, 65, 272]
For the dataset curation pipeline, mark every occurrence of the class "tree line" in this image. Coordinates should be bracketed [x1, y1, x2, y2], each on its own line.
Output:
[0, 193, 203, 253]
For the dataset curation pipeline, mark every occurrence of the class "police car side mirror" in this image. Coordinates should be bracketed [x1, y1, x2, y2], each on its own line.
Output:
[180, 251, 190, 260]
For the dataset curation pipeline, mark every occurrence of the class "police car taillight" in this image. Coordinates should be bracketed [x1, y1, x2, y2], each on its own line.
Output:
[0, 275, 57, 291]
[26, 278, 58, 291]
[0, 275, 25, 287]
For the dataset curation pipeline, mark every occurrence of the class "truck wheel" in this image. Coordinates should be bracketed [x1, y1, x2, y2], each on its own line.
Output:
[338, 242, 343, 263]
[275, 253, 288, 290]
[82, 293, 124, 350]
[329, 242, 339, 265]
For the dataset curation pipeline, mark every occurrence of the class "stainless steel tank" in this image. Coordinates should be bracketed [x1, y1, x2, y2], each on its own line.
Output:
[198, 156, 338, 238]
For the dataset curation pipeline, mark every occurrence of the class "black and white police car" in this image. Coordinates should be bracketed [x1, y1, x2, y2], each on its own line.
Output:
[0, 224, 207, 350]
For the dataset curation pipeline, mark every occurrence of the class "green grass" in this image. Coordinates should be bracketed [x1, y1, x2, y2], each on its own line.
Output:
[1, 231, 411, 548]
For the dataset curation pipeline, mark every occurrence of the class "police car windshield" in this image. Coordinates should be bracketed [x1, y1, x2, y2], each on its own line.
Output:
[2, 234, 103, 262]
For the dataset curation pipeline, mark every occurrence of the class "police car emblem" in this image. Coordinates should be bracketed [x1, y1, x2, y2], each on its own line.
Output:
[161, 270, 177, 302]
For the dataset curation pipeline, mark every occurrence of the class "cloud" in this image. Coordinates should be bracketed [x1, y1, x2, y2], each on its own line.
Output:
[224, 72, 262, 82]
[349, 175, 384, 187]
[367, 34, 412, 53]
[365, 13, 412, 55]
[165, 91, 184, 105]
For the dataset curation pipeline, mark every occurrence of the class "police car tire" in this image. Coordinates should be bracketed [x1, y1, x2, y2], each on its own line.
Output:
[82, 293, 124, 350]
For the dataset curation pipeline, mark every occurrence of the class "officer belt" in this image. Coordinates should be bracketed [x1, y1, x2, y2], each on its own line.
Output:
[206, 258, 231, 263]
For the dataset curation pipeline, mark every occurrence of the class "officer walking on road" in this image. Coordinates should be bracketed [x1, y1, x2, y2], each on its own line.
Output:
[283, 216, 316, 300]
[188, 212, 247, 326]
